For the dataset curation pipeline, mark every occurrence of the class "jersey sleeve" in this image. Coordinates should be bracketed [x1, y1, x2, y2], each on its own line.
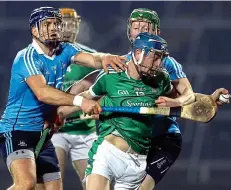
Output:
[89, 70, 107, 97]
[163, 56, 186, 80]
[15, 49, 43, 80]
[162, 70, 173, 94]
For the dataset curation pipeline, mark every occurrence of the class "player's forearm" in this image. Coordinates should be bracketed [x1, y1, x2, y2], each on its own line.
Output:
[57, 90, 95, 118]
[57, 106, 80, 118]
[36, 85, 75, 106]
[70, 74, 97, 95]
[73, 52, 107, 69]
[172, 78, 195, 106]
[175, 91, 195, 106]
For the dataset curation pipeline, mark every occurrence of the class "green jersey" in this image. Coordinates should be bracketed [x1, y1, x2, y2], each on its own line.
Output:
[89, 67, 172, 155]
[59, 43, 97, 135]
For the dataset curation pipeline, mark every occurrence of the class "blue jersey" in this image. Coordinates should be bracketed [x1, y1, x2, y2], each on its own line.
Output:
[0, 40, 81, 132]
[125, 52, 186, 135]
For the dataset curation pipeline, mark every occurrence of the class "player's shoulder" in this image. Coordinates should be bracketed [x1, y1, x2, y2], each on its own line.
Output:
[60, 42, 82, 52]
[163, 56, 181, 67]
[13, 44, 37, 65]
[75, 42, 97, 53]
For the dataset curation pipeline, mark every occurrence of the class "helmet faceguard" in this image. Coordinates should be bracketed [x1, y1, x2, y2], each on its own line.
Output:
[127, 8, 160, 43]
[60, 8, 81, 43]
[29, 7, 63, 49]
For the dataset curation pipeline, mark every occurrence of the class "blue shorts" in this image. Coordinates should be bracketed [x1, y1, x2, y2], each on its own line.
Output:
[0, 130, 60, 183]
[146, 133, 182, 184]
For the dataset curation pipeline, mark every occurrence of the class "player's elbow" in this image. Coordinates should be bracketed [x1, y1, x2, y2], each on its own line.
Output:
[36, 88, 48, 102]
[187, 93, 196, 104]
[37, 93, 46, 102]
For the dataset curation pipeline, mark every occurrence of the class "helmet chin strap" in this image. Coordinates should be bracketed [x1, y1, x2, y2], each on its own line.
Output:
[132, 49, 147, 78]
[132, 49, 145, 65]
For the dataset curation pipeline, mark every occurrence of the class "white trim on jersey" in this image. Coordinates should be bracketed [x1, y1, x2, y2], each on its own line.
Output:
[32, 39, 44, 54]
[68, 42, 82, 52]
[88, 71, 106, 97]
[167, 56, 186, 78]
[64, 69, 101, 93]
[23, 47, 33, 75]
[23, 46, 40, 75]
[56, 75, 65, 81]
[75, 42, 97, 53]
[32, 39, 56, 60]
[88, 87, 99, 98]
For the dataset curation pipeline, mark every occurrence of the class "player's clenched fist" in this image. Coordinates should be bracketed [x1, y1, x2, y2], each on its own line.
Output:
[211, 88, 230, 106]
[81, 99, 102, 115]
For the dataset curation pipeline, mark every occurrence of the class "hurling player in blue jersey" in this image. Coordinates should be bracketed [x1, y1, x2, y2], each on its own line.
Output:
[0, 7, 127, 190]
[58, 8, 229, 190]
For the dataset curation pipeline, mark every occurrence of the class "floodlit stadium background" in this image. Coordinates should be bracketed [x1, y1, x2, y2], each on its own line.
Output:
[0, 1, 231, 190]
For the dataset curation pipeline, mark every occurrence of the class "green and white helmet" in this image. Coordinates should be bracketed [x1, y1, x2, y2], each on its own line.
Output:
[127, 8, 160, 42]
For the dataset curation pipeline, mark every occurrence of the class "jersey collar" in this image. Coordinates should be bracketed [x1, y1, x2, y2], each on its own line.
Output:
[32, 39, 44, 54]
[32, 39, 56, 60]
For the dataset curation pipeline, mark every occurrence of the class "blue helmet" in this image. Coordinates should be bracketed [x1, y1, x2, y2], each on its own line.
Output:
[132, 32, 168, 60]
[158, 36, 169, 54]
[29, 7, 62, 30]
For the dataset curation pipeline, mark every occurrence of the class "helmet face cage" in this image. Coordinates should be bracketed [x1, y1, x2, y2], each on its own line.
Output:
[29, 7, 63, 48]
[136, 48, 165, 77]
[127, 8, 160, 43]
[60, 8, 81, 43]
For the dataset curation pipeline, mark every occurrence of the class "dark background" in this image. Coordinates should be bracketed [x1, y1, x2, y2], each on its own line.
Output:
[0, 1, 231, 190]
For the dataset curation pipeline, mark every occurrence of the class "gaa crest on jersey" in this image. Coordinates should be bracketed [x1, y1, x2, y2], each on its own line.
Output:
[117, 90, 130, 96]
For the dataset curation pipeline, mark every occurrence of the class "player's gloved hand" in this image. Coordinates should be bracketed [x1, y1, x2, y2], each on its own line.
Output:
[81, 98, 102, 115]
[102, 55, 128, 74]
[211, 88, 229, 106]
[155, 96, 181, 107]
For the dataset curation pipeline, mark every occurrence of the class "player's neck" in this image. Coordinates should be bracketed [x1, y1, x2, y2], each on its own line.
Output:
[127, 61, 141, 80]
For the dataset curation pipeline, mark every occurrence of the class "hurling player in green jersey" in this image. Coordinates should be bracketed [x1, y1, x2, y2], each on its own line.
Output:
[78, 33, 172, 190]
[50, 8, 100, 190]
